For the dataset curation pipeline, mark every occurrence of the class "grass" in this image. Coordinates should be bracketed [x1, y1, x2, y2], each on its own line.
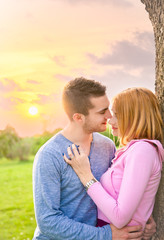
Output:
[0, 158, 36, 240]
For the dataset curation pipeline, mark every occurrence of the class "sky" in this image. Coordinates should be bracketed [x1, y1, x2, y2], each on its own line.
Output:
[0, 0, 155, 137]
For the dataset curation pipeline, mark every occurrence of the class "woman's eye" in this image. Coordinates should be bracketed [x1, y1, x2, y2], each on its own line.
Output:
[111, 111, 117, 117]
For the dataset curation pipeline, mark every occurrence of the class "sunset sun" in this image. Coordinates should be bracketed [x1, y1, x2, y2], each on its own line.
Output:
[28, 106, 38, 116]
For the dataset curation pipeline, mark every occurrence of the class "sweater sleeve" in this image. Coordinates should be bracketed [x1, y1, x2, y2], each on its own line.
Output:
[33, 150, 111, 240]
[87, 142, 158, 229]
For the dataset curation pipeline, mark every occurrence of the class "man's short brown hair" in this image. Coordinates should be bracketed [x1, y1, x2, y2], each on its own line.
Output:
[62, 77, 106, 120]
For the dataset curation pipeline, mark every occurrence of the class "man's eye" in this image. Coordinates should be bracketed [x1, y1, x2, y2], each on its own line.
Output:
[100, 111, 105, 114]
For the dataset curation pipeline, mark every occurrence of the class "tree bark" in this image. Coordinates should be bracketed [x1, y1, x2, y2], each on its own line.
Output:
[140, 1, 164, 239]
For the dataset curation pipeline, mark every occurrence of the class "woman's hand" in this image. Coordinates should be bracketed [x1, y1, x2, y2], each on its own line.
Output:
[63, 144, 94, 185]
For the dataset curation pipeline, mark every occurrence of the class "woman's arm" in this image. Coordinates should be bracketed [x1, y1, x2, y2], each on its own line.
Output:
[64, 143, 158, 229]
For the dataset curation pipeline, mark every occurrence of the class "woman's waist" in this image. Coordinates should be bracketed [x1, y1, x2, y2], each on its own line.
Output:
[97, 216, 146, 229]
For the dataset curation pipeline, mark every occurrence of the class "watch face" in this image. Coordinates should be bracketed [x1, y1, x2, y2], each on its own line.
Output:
[85, 178, 97, 191]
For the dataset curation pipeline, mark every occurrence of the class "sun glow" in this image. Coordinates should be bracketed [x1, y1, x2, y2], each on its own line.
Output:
[28, 106, 38, 116]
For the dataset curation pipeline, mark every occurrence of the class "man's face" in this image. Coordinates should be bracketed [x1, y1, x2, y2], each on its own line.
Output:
[83, 94, 112, 133]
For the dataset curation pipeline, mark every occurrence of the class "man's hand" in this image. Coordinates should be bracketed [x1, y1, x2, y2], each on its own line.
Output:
[142, 216, 156, 240]
[110, 224, 143, 240]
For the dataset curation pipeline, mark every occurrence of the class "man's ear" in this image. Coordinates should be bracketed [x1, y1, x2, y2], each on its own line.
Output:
[72, 113, 85, 123]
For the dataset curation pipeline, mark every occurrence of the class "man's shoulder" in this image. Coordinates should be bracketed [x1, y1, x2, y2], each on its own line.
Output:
[93, 132, 115, 146]
[34, 132, 65, 168]
[37, 132, 63, 155]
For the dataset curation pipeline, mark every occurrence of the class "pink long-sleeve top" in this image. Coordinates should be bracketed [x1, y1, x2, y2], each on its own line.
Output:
[87, 139, 164, 229]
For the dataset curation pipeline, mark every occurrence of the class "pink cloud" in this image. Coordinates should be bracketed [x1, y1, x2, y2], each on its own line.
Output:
[0, 78, 21, 92]
[0, 94, 28, 111]
[54, 74, 71, 82]
[87, 32, 154, 69]
[50, 56, 65, 67]
[34, 93, 61, 105]
[26, 79, 40, 85]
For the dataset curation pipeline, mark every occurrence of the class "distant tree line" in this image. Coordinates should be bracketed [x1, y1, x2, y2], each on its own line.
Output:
[0, 125, 119, 161]
[0, 125, 62, 161]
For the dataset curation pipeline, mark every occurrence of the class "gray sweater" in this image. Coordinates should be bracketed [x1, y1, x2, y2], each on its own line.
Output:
[33, 132, 115, 240]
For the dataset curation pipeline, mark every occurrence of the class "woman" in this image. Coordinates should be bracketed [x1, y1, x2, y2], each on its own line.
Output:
[64, 87, 164, 229]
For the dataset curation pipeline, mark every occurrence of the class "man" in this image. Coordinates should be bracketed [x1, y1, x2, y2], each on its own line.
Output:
[33, 77, 156, 239]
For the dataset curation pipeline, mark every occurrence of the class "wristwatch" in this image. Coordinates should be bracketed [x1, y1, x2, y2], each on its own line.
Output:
[85, 177, 98, 191]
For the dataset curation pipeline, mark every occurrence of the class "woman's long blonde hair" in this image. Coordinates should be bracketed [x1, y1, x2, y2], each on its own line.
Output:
[113, 88, 163, 145]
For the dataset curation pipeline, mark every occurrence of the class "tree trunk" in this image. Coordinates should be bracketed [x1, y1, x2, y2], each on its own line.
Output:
[140, 1, 164, 239]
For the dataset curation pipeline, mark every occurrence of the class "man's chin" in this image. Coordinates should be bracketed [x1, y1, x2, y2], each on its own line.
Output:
[85, 124, 107, 133]
[98, 125, 107, 132]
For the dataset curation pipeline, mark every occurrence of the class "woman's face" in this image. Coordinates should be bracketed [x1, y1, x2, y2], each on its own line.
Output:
[108, 106, 120, 137]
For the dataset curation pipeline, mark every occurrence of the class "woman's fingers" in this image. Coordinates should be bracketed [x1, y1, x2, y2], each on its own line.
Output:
[63, 153, 72, 165]
[64, 144, 80, 164]
[67, 146, 74, 159]
[64, 144, 85, 165]
[78, 145, 84, 155]
[72, 144, 80, 158]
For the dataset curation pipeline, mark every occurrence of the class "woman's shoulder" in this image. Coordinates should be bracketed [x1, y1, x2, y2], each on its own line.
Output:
[128, 139, 162, 152]
[125, 139, 164, 165]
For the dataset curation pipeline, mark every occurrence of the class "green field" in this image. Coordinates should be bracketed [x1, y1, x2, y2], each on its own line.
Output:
[0, 158, 36, 240]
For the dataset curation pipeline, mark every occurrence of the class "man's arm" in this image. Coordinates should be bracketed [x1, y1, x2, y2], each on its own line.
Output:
[110, 216, 156, 240]
[111, 224, 143, 239]
[142, 216, 156, 240]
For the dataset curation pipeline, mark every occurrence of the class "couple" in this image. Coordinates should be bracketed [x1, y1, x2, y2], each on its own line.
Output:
[33, 77, 164, 239]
